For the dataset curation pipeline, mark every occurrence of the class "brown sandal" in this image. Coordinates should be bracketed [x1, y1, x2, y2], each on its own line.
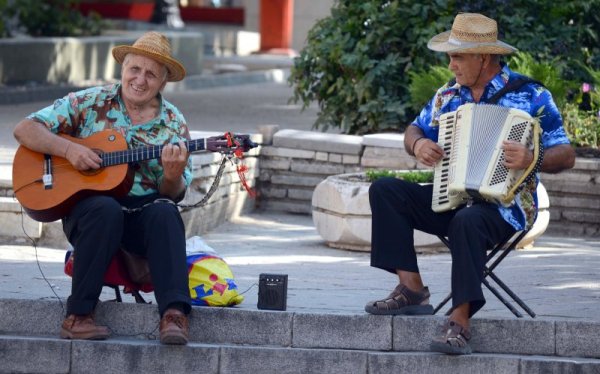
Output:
[430, 320, 472, 355]
[364, 284, 434, 315]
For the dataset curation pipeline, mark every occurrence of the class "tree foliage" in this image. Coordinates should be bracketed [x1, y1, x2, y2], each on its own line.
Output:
[289, 0, 600, 134]
[2, 0, 103, 37]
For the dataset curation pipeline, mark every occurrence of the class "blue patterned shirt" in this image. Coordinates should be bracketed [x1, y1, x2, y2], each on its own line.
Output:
[28, 83, 193, 197]
[412, 64, 570, 230]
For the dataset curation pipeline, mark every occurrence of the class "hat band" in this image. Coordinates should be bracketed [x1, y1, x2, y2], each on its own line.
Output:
[448, 37, 465, 46]
[450, 30, 497, 43]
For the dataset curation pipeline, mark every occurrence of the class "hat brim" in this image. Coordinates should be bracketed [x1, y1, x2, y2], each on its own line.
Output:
[427, 30, 517, 55]
[112, 45, 186, 82]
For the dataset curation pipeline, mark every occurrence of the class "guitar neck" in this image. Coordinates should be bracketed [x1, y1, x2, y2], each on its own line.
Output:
[100, 138, 206, 167]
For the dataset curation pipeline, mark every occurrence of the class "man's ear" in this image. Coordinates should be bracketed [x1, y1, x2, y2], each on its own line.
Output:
[481, 54, 491, 67]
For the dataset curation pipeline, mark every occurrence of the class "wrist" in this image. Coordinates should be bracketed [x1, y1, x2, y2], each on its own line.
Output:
[411, 137, 426, 156]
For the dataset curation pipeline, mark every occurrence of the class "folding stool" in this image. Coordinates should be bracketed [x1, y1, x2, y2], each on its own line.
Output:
[432, 230, 536, 318]
[64, 248, 153, 304]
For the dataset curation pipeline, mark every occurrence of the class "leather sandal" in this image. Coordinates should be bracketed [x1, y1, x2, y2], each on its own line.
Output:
[364, 284, 434, 315]
[430, 320, 472, 355]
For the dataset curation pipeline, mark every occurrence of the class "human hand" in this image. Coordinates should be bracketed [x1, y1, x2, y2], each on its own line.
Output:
[161, 140, 189, 181]
[413, 138, 445, 167]
[64, 141, 102, 170]
[502, 140, 533, 170]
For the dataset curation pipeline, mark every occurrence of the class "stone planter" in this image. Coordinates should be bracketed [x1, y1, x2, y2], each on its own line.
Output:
[311, 172, 550, 252]
[311, 172, 443, 252]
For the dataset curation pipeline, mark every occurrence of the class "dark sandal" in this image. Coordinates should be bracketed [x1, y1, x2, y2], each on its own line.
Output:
[365, 284, 434, 315]
[430, 320, 472, 355]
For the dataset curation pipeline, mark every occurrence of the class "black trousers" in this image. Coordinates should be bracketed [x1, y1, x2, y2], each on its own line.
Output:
[369, 177, 515, 316]
[63, 194, 191, 317]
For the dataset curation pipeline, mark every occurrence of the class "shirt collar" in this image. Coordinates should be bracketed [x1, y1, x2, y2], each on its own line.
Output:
[488, 62, 512, 94]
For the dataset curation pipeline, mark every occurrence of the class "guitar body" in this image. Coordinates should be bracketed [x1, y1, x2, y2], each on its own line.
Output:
[12, 130, 133, 222]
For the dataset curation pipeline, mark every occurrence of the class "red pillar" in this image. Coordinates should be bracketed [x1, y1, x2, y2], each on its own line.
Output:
[259, 0, 295, 55]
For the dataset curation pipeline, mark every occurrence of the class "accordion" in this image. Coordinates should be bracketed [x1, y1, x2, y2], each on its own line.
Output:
[432, 103, 542, 213]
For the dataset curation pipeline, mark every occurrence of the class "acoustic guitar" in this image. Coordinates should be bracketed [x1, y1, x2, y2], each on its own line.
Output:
[12, 129, 255, 223]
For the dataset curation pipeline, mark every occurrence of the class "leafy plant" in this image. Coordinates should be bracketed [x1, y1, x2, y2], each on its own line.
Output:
[289, 0, 456, 135]
[562, 103, 600, 148]
[366, 169, 434, 184]
[7, 0, 103, 37]
[508, 52, 573, 108]
[0, 0, 9, 37]
[290, 0, 600, 135]
[408, 66, 453, 113]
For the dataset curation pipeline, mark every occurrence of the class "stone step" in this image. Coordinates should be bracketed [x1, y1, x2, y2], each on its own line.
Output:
[1, 299, 599, 363]
[2, 334, 599, 374]
[0, 196, 42, 241]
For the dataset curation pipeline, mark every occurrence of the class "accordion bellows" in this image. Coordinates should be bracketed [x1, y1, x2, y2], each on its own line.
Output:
[432, 103, 542, 212]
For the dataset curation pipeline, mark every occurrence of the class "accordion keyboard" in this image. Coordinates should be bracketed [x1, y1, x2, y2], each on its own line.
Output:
[432, 111, 463, 212]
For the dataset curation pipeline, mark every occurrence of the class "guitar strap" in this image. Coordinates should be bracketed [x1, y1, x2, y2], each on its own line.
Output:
[121, 155, 230, 214]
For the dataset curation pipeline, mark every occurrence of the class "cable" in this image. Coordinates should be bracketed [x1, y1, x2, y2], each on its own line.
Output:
[20, 206, 65, 314]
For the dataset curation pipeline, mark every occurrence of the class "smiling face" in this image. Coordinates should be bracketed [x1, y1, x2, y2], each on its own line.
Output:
[120, 53, 168, 107]
[447, 53, 484, 87]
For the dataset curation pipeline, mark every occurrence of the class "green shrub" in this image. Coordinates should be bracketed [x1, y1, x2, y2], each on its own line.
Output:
[0, 0, 9, 37]
[508, 52, 573, 109]
[7, 0, 103, 37]
[408, 66, 453, 113]
[289, 0, 456, 135]
[366, 169, 434, 184]
[562, 103, 600, 148]
[290, 0, 600, 135]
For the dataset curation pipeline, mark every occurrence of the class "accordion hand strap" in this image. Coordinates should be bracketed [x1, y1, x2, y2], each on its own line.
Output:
[502, 121, 544, 205]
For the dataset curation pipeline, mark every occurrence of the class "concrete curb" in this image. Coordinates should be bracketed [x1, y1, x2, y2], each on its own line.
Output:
[1, 299, 600, 359]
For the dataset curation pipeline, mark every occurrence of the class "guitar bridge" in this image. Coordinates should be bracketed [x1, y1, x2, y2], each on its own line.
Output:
[43, 154, 53, 189]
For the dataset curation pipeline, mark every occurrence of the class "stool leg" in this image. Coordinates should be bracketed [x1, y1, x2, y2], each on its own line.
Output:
[434, 292, 452, 315]
[486, 270, 536, 317]
[106, 285, 122, 302]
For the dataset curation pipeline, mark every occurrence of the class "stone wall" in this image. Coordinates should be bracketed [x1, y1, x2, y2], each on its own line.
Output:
[258, 129, 363, 214]
[257, 129, 599, 237]
[541, 159, 599, 236]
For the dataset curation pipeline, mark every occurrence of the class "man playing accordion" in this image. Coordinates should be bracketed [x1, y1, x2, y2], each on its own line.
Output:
[364, 13, 575, 355]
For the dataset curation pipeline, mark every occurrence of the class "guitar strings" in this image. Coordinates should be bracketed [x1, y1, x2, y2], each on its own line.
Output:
[20, 206, 65, 314]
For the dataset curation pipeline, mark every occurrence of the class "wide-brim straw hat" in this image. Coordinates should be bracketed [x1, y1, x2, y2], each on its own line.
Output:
[428, 13, 517, 55]
[112, 31, 186, 82]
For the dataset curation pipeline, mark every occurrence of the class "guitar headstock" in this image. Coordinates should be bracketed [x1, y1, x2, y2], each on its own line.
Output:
[206, 133, 258, 154]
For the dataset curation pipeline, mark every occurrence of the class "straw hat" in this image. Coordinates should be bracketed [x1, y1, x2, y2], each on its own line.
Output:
[427, 13, 517, 55]
[112, 31, 186, 82]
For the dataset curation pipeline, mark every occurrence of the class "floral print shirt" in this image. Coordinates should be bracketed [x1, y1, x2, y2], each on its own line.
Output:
[412, 64, 571, 231]
[28, 83, 193, 197]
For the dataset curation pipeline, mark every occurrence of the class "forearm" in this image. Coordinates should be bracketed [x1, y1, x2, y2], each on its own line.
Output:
[404, 125, 426, 156]
[13, 119, 70, 157]
[540, 144, 575, 173]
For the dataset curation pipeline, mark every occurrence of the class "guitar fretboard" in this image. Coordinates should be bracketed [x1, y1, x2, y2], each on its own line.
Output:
[100, 138, 206, 167]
